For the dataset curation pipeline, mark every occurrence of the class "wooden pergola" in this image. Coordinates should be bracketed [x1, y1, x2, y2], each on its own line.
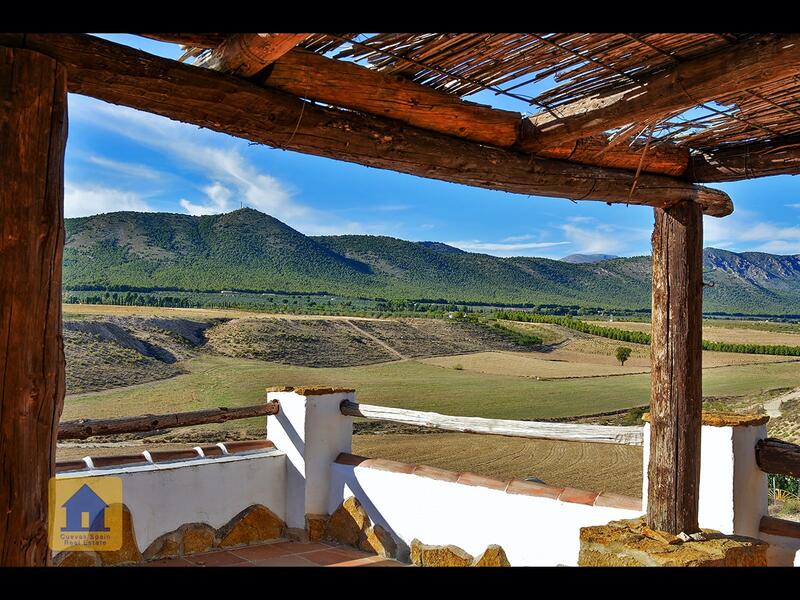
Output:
[2, 32, 799, 566]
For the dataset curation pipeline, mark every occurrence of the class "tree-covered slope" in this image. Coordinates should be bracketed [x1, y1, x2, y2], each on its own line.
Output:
[63, 209, 800, 314]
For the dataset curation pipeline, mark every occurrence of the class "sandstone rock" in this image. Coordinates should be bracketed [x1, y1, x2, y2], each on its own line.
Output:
[99, 504, 143, 565]
[54, 551, 102, 567]
[641, 526, 682, 545]
[473, 545, 510, 567]
[326, 496, 370, 546]
[360, 525, 397, 558]
[143, 531, 181, 561]
[410, 539, 473, 567]
[181, 523, 216, 555]
[579, 518, 769, 567]
[306, 514, 329, 542]
[217, 505, 285, 548]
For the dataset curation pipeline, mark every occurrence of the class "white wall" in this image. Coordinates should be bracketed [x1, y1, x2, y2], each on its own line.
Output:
[56, 450, 287, 551]
[760, 532, 800, 567]
[267, 389, 353, 530]
[328, 463, 640, 566]
[642, 422, 768, 538]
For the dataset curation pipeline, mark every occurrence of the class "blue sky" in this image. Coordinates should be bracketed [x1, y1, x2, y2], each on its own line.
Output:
[64, 34, 800, 258]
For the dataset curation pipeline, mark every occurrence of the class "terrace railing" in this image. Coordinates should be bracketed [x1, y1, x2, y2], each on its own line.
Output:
[57, 400, 280, 440]
[339, 400, 643, 446]
[755, 437, 800, 543]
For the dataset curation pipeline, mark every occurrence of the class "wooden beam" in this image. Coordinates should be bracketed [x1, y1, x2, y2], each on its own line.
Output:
[194, 33, 312, 77]
[58, 401, 280, 440]
[688, 136, 800, 182]
[340, 400, 644, 446]
[755, 438, 800, 477]
[257, 47, 522, 147]
[251, 47, 690, 173]
[523, 34, 800, 151]
[137, 33, 228, 48]
[3, 33, 732, 216]
[760, 515, 800, 539]
[0, 47, 67, 566]
[647, 200, 704, 535]
[537, 135, 689, 177]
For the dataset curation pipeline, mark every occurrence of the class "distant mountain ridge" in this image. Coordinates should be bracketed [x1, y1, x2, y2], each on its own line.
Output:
[561, 253, 620, 264]
[62, 209, 800, 315]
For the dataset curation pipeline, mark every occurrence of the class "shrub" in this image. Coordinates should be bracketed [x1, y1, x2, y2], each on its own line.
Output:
[780, 498, 800, 516]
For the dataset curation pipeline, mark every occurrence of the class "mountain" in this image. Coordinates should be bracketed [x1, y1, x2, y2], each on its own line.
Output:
[417, 241, 466, 254]
[63, 209, 800, 315]
[561, 253, 620, 264]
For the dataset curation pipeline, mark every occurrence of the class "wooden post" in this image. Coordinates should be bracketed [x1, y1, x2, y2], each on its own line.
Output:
[647, 200, 704, 534]
[0, 48, 67, 566]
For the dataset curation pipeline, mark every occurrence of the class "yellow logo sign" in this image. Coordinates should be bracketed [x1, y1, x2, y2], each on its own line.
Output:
[48, 476, 123, 552]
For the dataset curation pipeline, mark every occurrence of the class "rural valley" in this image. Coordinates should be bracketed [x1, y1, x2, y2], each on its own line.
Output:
[58, 209, 800, 517]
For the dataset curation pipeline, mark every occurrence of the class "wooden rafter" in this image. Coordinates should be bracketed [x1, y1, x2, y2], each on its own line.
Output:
[523, 34, 800, 151]
[137, 32, 228, 48]
[197, 41, 690, 175]
[688, 135, 800, 182]
[0, 33, 731, 216]
[194, 33, 312, 77]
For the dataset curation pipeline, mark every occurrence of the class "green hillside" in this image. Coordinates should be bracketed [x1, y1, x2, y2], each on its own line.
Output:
[62, 209, 800, 315]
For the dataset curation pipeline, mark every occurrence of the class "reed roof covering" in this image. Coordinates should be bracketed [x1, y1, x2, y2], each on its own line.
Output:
[179, 32, 800, 154]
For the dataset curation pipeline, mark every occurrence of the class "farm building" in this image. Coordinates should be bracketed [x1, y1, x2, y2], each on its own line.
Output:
[2, 32, 800, 567]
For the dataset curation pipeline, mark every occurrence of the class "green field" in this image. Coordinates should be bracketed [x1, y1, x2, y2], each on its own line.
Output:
[63, 355, 800, 425]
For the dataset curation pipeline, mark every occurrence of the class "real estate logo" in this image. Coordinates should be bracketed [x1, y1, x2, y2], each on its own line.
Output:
[48, 476, 123, 552]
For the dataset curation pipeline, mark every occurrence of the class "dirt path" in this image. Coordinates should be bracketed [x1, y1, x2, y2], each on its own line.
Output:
[763, 387, 800, 419]
[343, 320, 407, 360]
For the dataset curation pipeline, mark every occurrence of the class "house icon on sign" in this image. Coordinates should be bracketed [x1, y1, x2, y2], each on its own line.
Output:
[61, 483, 110, 532]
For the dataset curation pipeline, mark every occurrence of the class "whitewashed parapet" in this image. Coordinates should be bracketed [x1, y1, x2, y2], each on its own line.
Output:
[329, 453, 642, 565]
[55, 445, 287, 552]
[267, 386, 354, 531]
[340, 401, 643, 446]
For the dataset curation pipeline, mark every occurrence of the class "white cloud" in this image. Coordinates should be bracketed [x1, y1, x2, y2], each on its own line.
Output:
[446, 239, 571, 255]
[786, 203, 800, 209]
[502, 234, 537, 242]
[704, 210, 800, 254]
[180, 182, 234, 215]
[371, 203, 412, 212]
[86, 155, 164, 180]
[65, 182, 153, 218]
[69, 97, 309, 222]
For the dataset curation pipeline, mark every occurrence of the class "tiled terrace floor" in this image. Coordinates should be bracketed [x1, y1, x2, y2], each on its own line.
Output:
[142, 539, 407, 567]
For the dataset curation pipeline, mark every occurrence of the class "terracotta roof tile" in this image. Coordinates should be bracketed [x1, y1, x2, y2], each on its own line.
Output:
[55, 460, 88, 473]
[456, 472, 510, 491]
[411, 465, 461, 483]
[558, 487, 600, 506]
[505, 479, 563, 500]
[593, 491, 642, 511]
[223, 440, 275, 454]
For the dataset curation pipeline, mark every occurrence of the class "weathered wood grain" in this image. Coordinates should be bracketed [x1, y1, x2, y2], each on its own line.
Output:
[647, 200, 704, 534]
[260, 46, 522, 147]
[340, 401, 644, 446]
[1, 33, 732, 216]
[58, 401, 280, 440]
[688, 136, 800, 182]
[537, 135, 689, 177]
[195, 33, 312, 77]
[525, 34, 800, 150]
[137, 33, 229, 48]
[755, 438, 800, 477]
[0, 47, 67, 566]
[260, 48, 691, 175]
[760, 515, 800, 539]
